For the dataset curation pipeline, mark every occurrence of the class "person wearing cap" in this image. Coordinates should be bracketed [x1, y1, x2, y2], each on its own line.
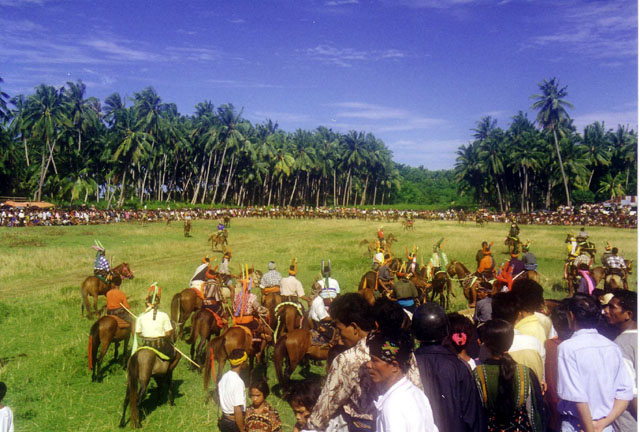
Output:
[260, 261, 282, 297]
[605, 290, 637, 432]
[522, 242, 538, 271]
[135, 285, 175, 360]
[190, 257, 213, 297]
[366, 330, 438, 432]
[218, 349, 248, 432]
[412, 302, 486, 432]
[392, 266, 419, 314]
[280, 259, 310, 306]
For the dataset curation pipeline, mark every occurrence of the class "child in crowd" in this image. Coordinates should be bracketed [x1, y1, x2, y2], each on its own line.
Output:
[244, 379, 282, 432]
[446, 312, 477, 370]
[287, 379, 322, 432]
[218, 349, 248, 432]
[0, 382, 13, 432]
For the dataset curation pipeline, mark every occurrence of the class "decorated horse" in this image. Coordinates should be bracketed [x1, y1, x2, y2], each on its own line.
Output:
[88, 314, 132, 382]
[273, 327, 339, 389]
[81, 263, 134, 319]
[446, 260, 481, 307]
[358, 257, 402, 299]
[208, 230, 228, 251]
[170, 288, 203, 339]
[185, 307, 228, 367]
[402, 219, 414, 231]
[118, 345, 181, 429]
[592, 260, 633, 291]
[427, 268, 454, 310]
[273, 302, 306, 342]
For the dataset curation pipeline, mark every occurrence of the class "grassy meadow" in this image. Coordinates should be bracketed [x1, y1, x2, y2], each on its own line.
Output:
[0, 218, 636, 431]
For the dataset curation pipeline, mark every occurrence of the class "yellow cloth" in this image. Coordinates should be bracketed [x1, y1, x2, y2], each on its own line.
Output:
[515, 314, 547, 345]
[135, 346, 169, 361]
[509, 348, 544, 384]
[534, 312, 553, 339]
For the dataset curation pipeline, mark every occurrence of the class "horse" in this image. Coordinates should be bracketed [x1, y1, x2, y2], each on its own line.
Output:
[118, 347, 181, 429]
[592, 260, 632, 290]
[88, 314, 132, 382]
[504, 236, 520, 254]
[170, 288, 203, 339]
[429, 270, 454, 310]
[446, 260, 480, 307]
[184, 219, 192, 237]
[208, 230, 228, 251]
[186, 307, 227, 367]
[273, 328, 338, 389]
[81, 263, 134, 319]
[402, 220, 414, 231]
[273, 302, 306, 342]
[202, 323, 271, 391]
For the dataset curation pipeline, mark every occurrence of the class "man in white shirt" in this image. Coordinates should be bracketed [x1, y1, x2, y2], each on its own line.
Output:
[0, 382, 14, 432]
[280, 259, 310, 306]
[317, 260, 340, 297]
[366, 330, 438, 432]
[309, 290, 336, 345]
[135, 286, 175, 359]
[218, 349, 248, 432]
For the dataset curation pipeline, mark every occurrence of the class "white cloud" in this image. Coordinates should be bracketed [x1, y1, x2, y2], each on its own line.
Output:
[83, 39, 160, 62]
[573, 109, 638, 132]
[391, 138, 465, 169]
[251, 111, 313, 123]
[304, 44, 408, 67]
[329, 102, 446, 133]
[205, 79, 280, 89]
[325, 0, 359, 6]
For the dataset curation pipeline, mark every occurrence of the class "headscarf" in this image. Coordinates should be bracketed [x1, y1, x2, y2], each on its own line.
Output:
[366, 330, 413, 369]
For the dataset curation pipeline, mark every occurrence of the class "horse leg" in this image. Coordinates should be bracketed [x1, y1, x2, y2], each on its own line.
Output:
[114, 341, 120, 362]
[95, 338, 110, 382]
[92, 293, 99, 318]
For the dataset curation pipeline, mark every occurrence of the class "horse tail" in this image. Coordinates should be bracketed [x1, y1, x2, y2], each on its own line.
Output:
[273, 334, 287, 387]
[170, 293, 181, 327]
[125, 353, 140, 428]
[203, 335, 223, 391]
[88, 320, 100, 370]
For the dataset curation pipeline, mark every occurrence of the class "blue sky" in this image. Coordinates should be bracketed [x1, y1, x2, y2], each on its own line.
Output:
[1, 0, 637, 169]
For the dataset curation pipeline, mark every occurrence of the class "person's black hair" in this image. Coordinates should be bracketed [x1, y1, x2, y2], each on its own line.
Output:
[592, 288, 605, 300]
[612, 247, 619, 255]
[511, 279, 544, 313]
[491, 292, 518, 324]
[612, 289, 637, 321]
[250, 379, 270, 398]
[0, 382, 5, 402]
[373, 298, 408, 334]
[366, 329, 414, 373]
[229, 349, 246, 361]
[446, 313, 474, 353]
[550, 299, 573, 340]
[569, 293, 601, 329]
[286, 378, 322, 410]
[479, 319, 517, 428]
[329, 293, 375, 331]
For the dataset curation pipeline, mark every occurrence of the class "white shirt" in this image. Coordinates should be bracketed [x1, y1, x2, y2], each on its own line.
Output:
[317, 277, 340, 296]
[218, 370, 246, 414]
[309, 296, 329, 322]
[374, 377, 438, 432]
[280, 275, 305, 297]
[190, 263, 209, 283]
[0, 406, 14, 432]
[135, 309, 173, 338]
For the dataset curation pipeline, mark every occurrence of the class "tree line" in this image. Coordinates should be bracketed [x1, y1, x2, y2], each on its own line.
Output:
[455, 78, 637, 212]
[0, 77, 635, 210]
[0, 79, 402, 208]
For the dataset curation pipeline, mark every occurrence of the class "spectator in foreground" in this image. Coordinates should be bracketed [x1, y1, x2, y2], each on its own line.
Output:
[366, 330, 438, 432]
[287, 379, 322, 432]
[0, 382, 13, 432]
[245, 380, 282, 432]
[218, 349, 248, 432]
[446, 312, 478, 370]
[557, 294, 634, 432]
[475, 319, 545, 431]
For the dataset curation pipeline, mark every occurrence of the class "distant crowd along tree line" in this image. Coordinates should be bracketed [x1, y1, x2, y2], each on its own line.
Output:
[0, 77, 635, 211]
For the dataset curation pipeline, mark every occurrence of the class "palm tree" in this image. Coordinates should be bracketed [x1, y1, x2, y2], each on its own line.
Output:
[64, 80, 96, 152]
[0, 77, 10, 123]
[531, 78, 574, 206]
[581, 121, 611, 188]
[9, 94, 30, 166]
[211, 104, 245, 204]
[598, 173, 626, 199]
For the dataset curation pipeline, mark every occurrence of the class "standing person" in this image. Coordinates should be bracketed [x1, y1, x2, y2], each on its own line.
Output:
[511, 280, 548, 345]
[392, 266, 419, 314]
[605, 290, 637, 432]
[474, 319, 545, 431]
[280, 259, 310, 306]
[0, 382, 14, 432]
[245, 380, 282, 432]
[522, 242, 538, 271]
[412, 303, 486, 432]
[366, 330, 438, 432]
[557, 294, 634, 432]
[287, 379, 322, 432]
[446, 312, 478, 371]
[218, 349, 248, 432]
[316, 260, 340, 297]
[473, 284, 493, 325]
[545, 300, 573, 432]
[260, 261, 282, 296]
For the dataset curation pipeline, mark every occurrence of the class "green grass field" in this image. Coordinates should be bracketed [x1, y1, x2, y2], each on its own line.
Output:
[0, 219, 636, 431]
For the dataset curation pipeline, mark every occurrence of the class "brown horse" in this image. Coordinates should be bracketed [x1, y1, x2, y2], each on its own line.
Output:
[88, 315, 132, 382]
[446, 261, 480, 307]
[429, 271, 454, 310]
[273, 328, 336, 389]
[592, 260, 633, 290]
[170, 288, 203, 339]
[261, 291, 282, 329]
[202, 322, 271, 390]
[119, 347, 181, 429]
[273, 303, 306, 342]
[81, 263, 134, 319]
[186, 307, 227, 367]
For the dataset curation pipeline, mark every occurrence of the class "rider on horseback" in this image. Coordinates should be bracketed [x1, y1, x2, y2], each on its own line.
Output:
[605, 247, 627, 279]
[260, 261, 282, 297]
[377, 254, 395, 297]
[92, 240, 111, 282]
[522, 242, 537, 271]
[106, 285, 133, 325]
[135, 284, 176, 360]
[280, 258, 311, 306]
[190, 256, 214, 297]
[377, 226, 385, 247]
[427, 239, 447, 280]
[407, 246, 419, 275]
[509, 221, 520, 240]
[393, 264, 419, 313]
[601, 241, 613, 266]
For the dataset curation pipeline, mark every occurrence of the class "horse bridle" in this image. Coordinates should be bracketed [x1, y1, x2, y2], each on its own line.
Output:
[117, 265, 133, 279]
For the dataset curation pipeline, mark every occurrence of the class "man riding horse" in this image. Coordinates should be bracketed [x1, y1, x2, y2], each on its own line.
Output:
[280, 258, 311, 306]
[135, 284, 177, 362]
[604, 247, 628, 289]
[522, 242, 537, 271]
[190, 256, 215, 298]
[92, 240, 111, 282]
[473, 242, 496, 307]
[376, 253, 395, 297]
[427, 239, 447, 280]
[260, 261, 282, 300]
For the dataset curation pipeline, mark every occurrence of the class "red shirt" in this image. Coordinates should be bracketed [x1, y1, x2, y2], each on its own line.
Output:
[106, 288, 129, 310]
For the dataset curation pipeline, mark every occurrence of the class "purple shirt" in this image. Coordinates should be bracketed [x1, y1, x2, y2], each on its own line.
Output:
[557, 329, 633, 421]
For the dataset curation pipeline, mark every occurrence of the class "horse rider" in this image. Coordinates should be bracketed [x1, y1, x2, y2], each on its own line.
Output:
[317, 260, 340, 297]
[372, 248, 385, 271]
[280, 259, 311, 307]
[604, 247, 627, 283]
[190, 256, 214, 297]
[233, 275, 271, 343]
[135, 284, 176, 361]
[601, 241, 613, 266]
[564, 233, 580, 280]
[427, 239, 447, 279]
[377, 226, 385, 247]
[218, 250, 236, 300]
[507, 246, 525, 279]
[106, 284, 133, 326]
[476, 242, 496, 282]
[407, 246, 419, 275]
[92, 240, 111, 281]
[577, 226, 588, 242]
[259, 261, 282, 299]
[476, 241, 488, 267]
[376, 254, 394, 297]
[522, 242, 537, 271]
[393, 265, 419, 314]
[308, 284, 337, 345]
[508, 221, 520, 240]
[217, 219, 225, 232]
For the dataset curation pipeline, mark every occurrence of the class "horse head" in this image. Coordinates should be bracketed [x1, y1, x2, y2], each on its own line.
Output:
[118, 262, 134, 279]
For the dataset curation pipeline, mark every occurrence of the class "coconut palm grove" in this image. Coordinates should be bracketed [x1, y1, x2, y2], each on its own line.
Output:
[0, 77, 636, 210]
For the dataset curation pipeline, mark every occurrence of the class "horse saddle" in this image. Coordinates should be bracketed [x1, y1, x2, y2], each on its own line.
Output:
[108, 314, 131, 329]
[204, 307, 227, 328]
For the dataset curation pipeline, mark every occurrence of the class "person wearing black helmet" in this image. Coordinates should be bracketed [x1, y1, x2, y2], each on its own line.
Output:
[412, 302, 485, 432]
